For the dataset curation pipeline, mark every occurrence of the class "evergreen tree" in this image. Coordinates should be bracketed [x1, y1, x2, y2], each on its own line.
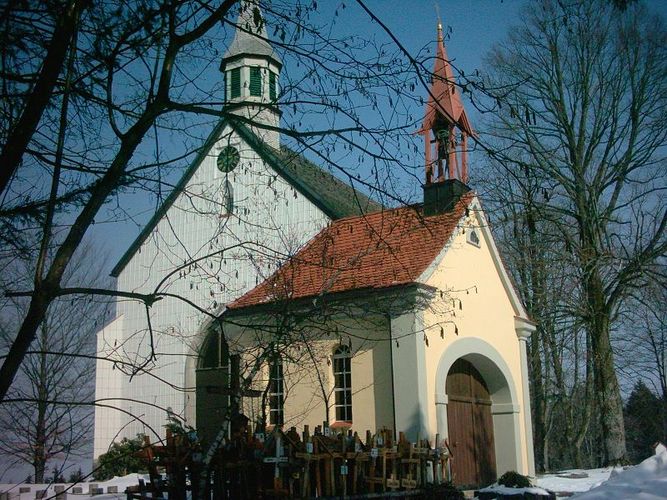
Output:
[94, 435, 146, 481]
[68, 467, 84, 483]
[624, 380, 664, 463]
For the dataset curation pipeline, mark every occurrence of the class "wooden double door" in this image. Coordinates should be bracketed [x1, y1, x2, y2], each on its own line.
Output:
[446, 358, 497, 488]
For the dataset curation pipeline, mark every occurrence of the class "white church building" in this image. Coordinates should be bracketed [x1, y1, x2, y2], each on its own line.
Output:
[94, 3, 535, 488]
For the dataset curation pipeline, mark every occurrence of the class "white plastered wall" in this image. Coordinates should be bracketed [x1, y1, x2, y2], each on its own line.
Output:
[93, 125, 330, 457]
[93, 314, 124, 459]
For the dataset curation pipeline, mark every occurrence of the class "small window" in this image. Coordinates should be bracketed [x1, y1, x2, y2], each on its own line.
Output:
[269, 358, 284, 426]
[269, 71, 277, 101]
[222, 179, 233, 215]
[333, 345, 352, 422]
[467, 229, 480, 247]
[229, 68, 241, 98]
[199, 332, 228, 368]
[249, 67, 262, 96]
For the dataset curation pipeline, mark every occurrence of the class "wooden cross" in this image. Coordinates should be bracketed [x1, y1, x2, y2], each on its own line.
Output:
[263, 433, 289, 479]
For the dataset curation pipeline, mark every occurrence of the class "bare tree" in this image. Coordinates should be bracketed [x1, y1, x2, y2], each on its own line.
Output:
[0, 244, 110, 482]
[484, 0, 667, 464]
[0, 0, 427, 403]
[483, 165, 595, 470]
[617, 278, 667, 438]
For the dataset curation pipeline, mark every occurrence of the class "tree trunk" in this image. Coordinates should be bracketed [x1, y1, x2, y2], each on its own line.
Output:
[586, 271, 626, 464]
[0, 0, 85, 197]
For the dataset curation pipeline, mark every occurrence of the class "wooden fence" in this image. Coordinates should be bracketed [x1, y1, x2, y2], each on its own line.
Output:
[130, 423, 454, 499]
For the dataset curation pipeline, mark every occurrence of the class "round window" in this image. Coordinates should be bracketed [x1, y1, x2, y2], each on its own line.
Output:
[217, 145, 240, 173]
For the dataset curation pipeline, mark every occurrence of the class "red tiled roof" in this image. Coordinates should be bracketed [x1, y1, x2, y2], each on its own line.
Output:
[228, 192, 475, 310]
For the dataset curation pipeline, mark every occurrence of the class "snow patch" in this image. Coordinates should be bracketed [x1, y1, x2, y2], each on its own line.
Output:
[572, 448, 667, 499]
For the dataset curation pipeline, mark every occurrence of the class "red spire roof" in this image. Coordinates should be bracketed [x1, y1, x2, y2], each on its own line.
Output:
[228, 192, 474, 310]
[419, 23, 474, 185]
[421, 23, 473, 136]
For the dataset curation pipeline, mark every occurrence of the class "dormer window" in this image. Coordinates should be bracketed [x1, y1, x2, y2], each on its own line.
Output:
[249, 67, 262, 96]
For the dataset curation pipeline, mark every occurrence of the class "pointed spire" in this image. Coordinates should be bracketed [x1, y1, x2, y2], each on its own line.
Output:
[221, 1, 282, 70]
[419, 22, 473, 184]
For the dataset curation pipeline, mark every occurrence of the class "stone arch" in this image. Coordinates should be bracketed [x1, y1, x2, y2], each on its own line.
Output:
[434, 337, 523, 477]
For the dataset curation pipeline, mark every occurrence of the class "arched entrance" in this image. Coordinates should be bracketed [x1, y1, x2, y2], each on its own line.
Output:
[435, 338, 523, 487]
[194, 329, 230, 443]
[446, 358, 496, 487]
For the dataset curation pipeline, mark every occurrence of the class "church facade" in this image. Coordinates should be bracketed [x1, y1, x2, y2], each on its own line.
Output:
[93, 4, 379, 460]
[94, 4, 535, 488]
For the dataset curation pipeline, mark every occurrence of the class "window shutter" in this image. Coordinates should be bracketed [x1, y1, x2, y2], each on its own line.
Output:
[249, 67, 262, 96]
[230, 68, 241, 98]
[269, 71, 276, 101]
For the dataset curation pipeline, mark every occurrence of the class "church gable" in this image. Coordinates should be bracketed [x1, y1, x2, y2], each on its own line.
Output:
[417, 196, 529, 322]
[111, 119, 381, 281]
[227, 193, 474, 311]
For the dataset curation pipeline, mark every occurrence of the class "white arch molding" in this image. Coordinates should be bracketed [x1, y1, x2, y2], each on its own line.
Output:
[434, 337, 525, 476]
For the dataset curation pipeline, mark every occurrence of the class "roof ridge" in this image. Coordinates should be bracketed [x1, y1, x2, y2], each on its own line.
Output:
[110, 118, 383, 277]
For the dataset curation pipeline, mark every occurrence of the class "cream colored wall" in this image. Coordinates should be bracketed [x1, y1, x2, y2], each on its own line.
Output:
[418, 201, 532, 474]
[222, 198, 534, 473]
[231, 313, 394, 434]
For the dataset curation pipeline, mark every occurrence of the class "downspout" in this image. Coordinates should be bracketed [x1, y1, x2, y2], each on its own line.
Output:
[387, 312, 397, 438]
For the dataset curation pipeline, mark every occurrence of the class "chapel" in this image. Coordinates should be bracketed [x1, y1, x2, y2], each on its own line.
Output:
[94, 3, 535, 488]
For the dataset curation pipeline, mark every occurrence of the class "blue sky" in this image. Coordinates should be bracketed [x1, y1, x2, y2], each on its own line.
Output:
[99, 0, 667, 268]
[98, 1, 532, 267]
[92, 0, 667, 270]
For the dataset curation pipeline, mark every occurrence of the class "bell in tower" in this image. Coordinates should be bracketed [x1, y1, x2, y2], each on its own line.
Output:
[419, 22, 474, 215]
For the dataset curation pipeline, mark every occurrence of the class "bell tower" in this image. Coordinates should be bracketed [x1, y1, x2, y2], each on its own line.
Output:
[221, 1, 282, 148]
[420, 23, 473, 215]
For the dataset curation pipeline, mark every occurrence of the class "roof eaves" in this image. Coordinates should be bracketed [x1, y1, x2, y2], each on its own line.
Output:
[224, 282, 436, 319]
[220, 52, 283, 71]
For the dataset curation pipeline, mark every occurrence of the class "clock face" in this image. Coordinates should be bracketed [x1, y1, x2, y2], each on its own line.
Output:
[217, 145, 240, 173]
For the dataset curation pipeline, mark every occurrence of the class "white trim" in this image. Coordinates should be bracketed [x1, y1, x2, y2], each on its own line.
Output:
[434, 393, 448, 405]
[515, 316, 536, 341]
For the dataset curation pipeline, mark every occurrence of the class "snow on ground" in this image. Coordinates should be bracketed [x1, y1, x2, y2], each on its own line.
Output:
[534, 446, 667, 499]
[2, 449, 666, 499]
[568, 446, 667, 499]
[0, 473, 149, 499]
[536, 466, 613, 494]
